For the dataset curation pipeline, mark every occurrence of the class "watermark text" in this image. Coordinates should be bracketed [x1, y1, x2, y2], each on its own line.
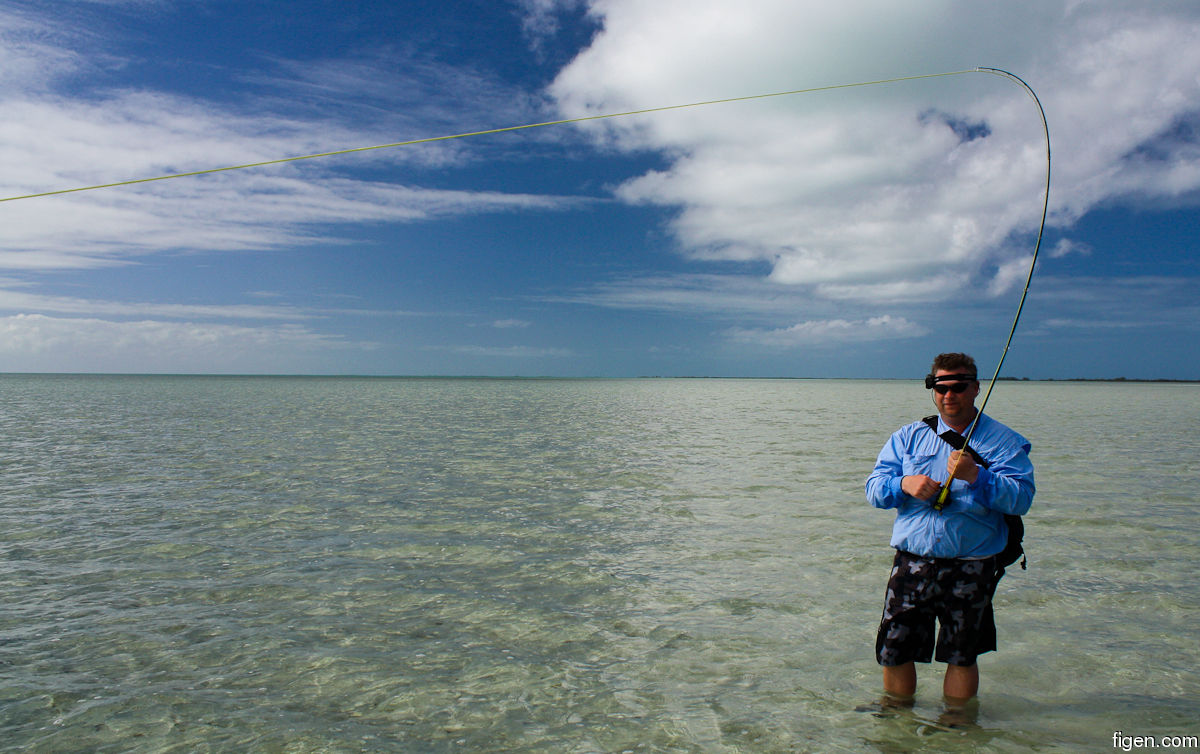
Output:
[1113, 732, 1199, 752]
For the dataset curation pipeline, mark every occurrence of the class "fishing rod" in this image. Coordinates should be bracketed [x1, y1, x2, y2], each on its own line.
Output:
[934, 67, 1051, 511]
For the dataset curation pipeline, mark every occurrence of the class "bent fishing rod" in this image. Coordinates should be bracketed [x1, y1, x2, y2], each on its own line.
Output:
[934, 67, 1051, 511]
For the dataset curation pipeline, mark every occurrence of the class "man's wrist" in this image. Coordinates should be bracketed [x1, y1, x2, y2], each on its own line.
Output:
[968, 467, 990, 489]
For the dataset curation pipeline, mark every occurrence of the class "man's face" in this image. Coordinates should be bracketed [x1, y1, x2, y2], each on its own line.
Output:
[932, 368, 980, 425]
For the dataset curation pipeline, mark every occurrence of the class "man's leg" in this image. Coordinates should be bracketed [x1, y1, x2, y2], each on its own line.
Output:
[935, 557, 996, 702]
[882, 662, 916, 697]
[877, 551, 935, 700]
[943, 662, 979, 702]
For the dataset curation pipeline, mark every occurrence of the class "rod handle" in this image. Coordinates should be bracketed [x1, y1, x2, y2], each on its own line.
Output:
[933, 449, 965, 511]
[933, 482, 952, 511]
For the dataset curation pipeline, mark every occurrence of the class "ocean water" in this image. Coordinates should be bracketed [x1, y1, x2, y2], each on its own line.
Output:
[1, 375, 1196, 752]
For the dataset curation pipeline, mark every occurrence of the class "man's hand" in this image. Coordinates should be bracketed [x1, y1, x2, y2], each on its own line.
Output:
[947, 450, 979, 484]
[901, 474, 942, 501]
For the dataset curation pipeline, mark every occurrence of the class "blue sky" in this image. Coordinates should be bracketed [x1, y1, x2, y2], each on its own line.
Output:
[2, 0, 1198, 378]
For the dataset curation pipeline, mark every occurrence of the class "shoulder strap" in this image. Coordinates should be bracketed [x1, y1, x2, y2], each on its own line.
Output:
[920, 415, 1026, 570]
[921, 415, 990, 469]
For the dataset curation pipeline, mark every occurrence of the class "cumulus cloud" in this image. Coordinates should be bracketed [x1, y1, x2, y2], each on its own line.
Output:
[549, 0, 1200, 302]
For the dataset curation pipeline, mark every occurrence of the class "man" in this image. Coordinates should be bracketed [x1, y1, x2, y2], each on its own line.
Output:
[866, 353, 1034, 703]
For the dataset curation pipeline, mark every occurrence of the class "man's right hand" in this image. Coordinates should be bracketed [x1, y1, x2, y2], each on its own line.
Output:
[901, 474, 942, 501]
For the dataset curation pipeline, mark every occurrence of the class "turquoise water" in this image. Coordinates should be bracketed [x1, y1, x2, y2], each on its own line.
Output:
[1, 376, 1197, 752]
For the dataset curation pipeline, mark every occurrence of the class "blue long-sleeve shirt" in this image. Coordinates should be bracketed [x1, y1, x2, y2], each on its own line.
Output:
[866, 412, 1034, 559]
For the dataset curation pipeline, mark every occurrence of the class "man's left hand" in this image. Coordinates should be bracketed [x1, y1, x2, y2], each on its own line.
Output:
[948, 450, 979, 484]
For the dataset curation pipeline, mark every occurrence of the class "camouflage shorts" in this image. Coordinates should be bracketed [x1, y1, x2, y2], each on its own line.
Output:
[875, 549, 1001, 667]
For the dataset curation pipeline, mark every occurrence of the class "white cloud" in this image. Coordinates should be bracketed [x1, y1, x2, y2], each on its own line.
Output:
[550, 271, 932, 344]
[433, 344, 572, 358]
[3, 169, 579, 270]
[0, 287, 309, 320]
[550, 0, 1200, 300]
[244, 50, 554, 157]
[1028, 274, 1200, 331]
[0, 313, 373, 373]
[1, 103, 581, 269]
[726, 315, 927, 347]
[1041, 318, 1138, 330]
[0, 12, 582, 273]
[987, 254, 1035, 297]
[516, 0, 576, 35]
[814, 273, 970, 303]
[551, 273, 821, 317]
[514, 0, 592, 53]
[1049, 239, 1091, 258]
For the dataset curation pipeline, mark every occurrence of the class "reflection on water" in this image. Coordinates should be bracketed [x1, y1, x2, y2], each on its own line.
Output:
[1, 376, 1197, 751]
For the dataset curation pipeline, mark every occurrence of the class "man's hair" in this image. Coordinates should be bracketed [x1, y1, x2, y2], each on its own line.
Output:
[930, 352, 977, 376]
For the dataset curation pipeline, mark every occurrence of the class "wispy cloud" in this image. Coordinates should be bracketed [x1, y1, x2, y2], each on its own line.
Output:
[0, 10, 584, 274]
[551, 273, 816, 317]
[548, 272, 936, 345]
[514, 0, 590, 53]
[0, 313, 374, 373]
[1041, 318, 1139, 330]
[431, 344, 573, 358]
[726, 315, 927, 347]
[1049, 239, 1091, 258]
[1025, 274, 1200, 336]
[4, 162, 584, 272]
[0, 287, 310, 320]
[246, 50, 552, 148]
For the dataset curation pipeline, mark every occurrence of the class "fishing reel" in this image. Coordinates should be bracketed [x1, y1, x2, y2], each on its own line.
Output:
[931, 485, 948, 512]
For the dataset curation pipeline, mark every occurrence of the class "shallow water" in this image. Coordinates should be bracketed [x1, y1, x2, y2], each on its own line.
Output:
[1, 376, 1196, 752]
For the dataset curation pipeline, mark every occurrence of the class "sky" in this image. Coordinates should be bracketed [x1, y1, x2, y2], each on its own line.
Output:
[1, 0, 1198, 379]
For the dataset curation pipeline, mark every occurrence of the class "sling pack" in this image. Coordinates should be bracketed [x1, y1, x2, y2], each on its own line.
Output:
[921, 415, 1027, 570]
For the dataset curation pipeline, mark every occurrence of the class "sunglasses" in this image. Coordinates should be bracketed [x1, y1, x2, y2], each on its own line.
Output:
[932, 382, 971, 395]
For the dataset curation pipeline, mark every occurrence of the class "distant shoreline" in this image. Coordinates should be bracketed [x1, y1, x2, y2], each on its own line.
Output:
[2, 373, 1197, 383]
[994, 377, 1200, 383]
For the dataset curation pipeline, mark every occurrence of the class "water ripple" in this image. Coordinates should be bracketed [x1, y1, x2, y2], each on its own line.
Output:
[1, 376, 1197, 751]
